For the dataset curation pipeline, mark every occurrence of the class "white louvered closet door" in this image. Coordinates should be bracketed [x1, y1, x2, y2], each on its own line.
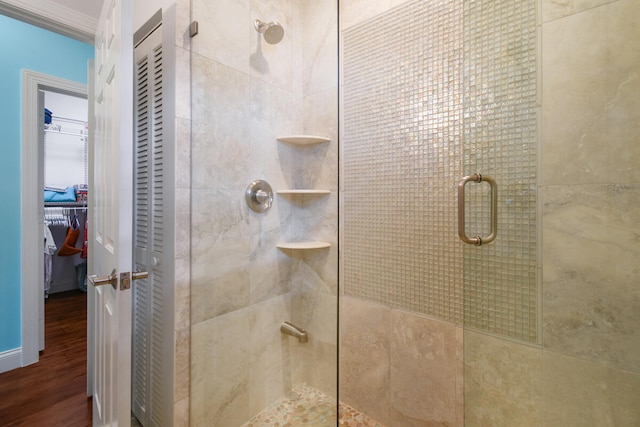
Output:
[133, 21, 166, 427]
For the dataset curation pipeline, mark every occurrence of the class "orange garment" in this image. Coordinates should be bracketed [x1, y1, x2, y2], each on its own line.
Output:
[81, 217, 88, 259]
[58, 227, 82, 256]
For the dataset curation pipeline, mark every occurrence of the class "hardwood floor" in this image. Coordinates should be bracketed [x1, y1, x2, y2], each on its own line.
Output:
[0, 290, 91, 426]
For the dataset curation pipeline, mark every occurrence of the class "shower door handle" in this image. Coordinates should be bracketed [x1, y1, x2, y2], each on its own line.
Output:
[458, 174, 497, 246]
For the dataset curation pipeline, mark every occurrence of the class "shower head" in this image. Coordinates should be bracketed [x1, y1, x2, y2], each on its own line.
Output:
[254, 19, 284, 44]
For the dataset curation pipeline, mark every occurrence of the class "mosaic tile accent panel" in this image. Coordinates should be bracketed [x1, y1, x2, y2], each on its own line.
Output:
[343, 0, 464, 324]
[241, 384, 384, 427]
[343, 0, 538, 342]
[462, 0, 538, 342]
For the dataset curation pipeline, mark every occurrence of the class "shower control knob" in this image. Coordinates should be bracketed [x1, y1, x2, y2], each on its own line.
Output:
[255, 189, 270, 204]
[245, 179, 274, 213]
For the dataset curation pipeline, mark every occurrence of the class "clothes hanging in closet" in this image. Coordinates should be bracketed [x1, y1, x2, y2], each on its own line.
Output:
[44, 223, 57, 297]
[44, 207, 88, 293]
[58, 214, 82, 256]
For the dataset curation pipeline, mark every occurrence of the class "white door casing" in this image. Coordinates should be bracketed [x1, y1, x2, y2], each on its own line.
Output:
[91, 0, 134, 425]
[20, 70, 87, 371]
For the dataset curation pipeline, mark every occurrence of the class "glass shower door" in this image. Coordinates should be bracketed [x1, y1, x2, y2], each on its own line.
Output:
[463, 0, 640, 425]
[188, 1, 339, 426]
[459, 1, 541, 424]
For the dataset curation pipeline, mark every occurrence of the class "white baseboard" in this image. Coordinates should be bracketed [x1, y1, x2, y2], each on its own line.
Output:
[0, 348, 22, 374]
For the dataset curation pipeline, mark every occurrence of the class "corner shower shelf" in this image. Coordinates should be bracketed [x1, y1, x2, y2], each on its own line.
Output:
[277, 241, 331, 251]
[277, 135, 331, 145]
[277, 189, 331, 195]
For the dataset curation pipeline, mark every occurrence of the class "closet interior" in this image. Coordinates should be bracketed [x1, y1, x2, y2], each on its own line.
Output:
[42, 91, 89, 297]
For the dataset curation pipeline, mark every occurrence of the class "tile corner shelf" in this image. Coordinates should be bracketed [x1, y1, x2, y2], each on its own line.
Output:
[277, 242, 331, 251]
[276, 189, 331, 195]
[276, 133, 332, 255]
[277, 135, 331, 145]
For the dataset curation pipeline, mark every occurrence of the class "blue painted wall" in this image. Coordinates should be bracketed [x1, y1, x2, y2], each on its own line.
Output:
[0, 14, 94, 353]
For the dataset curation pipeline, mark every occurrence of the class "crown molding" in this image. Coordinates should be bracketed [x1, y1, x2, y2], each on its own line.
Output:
[0, 0, 96, 44]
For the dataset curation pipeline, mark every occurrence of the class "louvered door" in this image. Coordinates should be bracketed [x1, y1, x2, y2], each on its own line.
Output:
[133, 20, 167, 427]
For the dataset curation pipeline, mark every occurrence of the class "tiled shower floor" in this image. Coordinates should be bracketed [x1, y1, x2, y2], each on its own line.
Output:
[242, 384, 385, 427]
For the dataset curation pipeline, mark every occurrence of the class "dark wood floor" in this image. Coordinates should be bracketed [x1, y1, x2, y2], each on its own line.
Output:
[0, 290, 91, 426]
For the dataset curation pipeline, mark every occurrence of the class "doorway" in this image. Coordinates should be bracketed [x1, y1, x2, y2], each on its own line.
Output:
[42, 90, 89, 299]
[21, 70, 88, 367]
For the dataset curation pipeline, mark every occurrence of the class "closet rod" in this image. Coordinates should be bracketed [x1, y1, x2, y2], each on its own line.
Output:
[45, 202, 87, 208]
[48, 115, 88, 125]
[44, 128, 87, 138]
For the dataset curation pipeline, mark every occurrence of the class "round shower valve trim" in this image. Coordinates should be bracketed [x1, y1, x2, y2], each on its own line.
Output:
[246, 179, 274, 213]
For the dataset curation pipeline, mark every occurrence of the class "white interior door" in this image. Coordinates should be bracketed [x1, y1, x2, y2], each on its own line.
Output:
[37, 89, 45, 352]
[90, 0, 134, 425]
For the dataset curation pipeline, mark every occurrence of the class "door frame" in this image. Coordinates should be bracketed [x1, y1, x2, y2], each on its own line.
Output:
[20, 69, 88, 367]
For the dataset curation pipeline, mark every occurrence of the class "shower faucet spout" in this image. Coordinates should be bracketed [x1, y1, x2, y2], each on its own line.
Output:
[281, 321, 308, 343]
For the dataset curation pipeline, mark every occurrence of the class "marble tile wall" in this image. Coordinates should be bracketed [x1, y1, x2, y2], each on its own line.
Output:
[543, 352, 640, 427]
[191, 307, 251, 426]
[339, 297, 463, 427]
[287, 0, 339, 400]
[537, 0, 640, 423]
[464, 334, 640, 427]
[463, 0, 640, 425]
[463, 337, 640, 426]
[338, 0, 639, 426]
[171, 1, 192, 424]
[464, 331, 543, 427]
[189, 0, 339, 424]
[291, 287, 338, 396]
[185, 0, 639, 424]
[188, 0, 300, 422]
[541, 0, 640, 186]
[190, 294, 295, 426]
[464, 0, 640, 424]
[542, 184, 640, 372]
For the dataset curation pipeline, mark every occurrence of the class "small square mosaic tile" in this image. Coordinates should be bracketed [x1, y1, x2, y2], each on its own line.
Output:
[343, 0, 538, 343]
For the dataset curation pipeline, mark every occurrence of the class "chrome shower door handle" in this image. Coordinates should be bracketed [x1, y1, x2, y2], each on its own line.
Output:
[458, 174, 498, 246]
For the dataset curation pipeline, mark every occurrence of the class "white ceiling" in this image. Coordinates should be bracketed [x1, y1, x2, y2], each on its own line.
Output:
[51, 0, 102, 20]
[0, 0, 102, 43]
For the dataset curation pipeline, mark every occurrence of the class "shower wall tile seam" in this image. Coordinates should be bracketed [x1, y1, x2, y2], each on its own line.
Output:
[189, 291, 295, 326]
[249, 75, 297, 96]
[190, 50, 297, 94]
[465, 325, 544, 350]
[541, 347, 640, 376]
[340, 296, 463, 426]
[541, 0, 620, 23]
[539, 182, 640, 188]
